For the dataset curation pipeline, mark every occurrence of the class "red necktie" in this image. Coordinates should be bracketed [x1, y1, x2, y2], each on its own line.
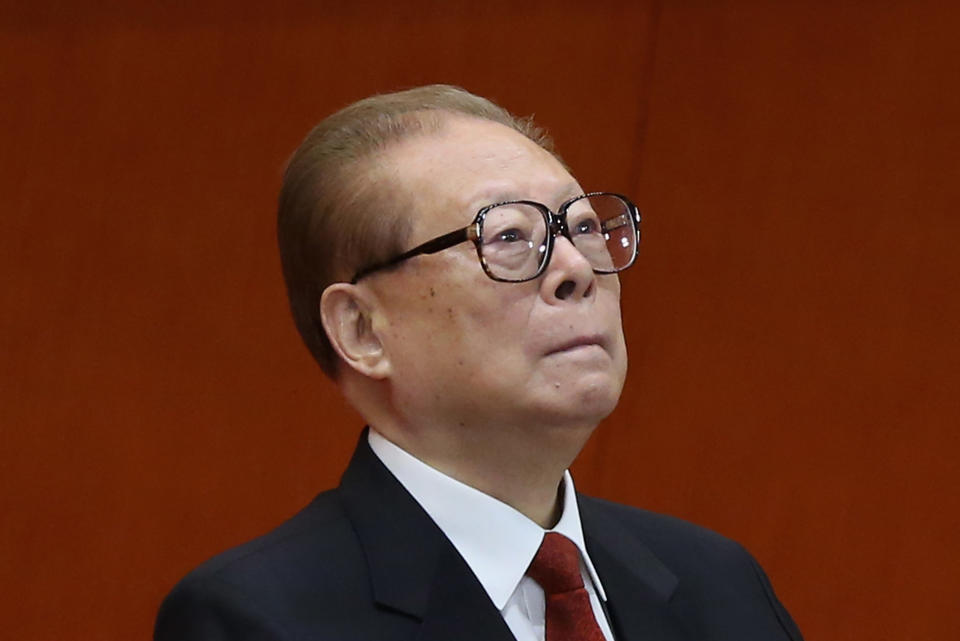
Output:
[526, 532, 606, 641]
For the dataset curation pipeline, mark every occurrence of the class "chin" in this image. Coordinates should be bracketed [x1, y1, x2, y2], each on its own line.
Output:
[538, 373, 624, 428]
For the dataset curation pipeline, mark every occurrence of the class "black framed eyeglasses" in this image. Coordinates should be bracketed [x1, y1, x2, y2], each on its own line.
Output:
[351, 192, 642, 283]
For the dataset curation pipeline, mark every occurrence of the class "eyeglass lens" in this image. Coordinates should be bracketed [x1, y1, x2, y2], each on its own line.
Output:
[479, 194, 635, 281]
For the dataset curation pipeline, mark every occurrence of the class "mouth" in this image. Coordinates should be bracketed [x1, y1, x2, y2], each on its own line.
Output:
[547, 335, 606, 356]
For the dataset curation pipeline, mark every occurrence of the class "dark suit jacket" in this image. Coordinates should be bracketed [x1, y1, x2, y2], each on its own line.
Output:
[155, 433, 803, 640]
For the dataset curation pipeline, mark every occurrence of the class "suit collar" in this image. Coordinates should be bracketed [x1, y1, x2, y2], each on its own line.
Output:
[580, 496, 687, 641]
[336, 430, 516, 641]
[579, 495, 679, 602]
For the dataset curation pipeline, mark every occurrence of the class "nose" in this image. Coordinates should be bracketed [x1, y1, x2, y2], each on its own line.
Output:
[540, 235, 596, 303]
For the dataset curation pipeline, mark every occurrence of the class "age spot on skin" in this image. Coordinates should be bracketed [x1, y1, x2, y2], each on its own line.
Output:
[429, 287, 436, 297]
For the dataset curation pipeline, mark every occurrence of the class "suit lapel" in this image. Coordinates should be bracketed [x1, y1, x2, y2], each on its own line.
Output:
[413, 544, 517, 641]
[336, 432, 515, 641]
[580, 496, 691, 641]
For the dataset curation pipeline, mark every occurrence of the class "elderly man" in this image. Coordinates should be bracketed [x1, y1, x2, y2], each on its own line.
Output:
[155, 85, 803, 641]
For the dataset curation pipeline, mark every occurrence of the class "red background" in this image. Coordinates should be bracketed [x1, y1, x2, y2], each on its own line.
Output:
[2, 2, 957, 639]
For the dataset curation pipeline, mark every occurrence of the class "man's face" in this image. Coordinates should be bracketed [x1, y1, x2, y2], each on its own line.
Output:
[364, 116, 628, 438]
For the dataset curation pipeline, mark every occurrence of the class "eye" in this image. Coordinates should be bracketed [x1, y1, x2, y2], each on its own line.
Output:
[573, 217, 601, 235]
[497, 228, 525, 243]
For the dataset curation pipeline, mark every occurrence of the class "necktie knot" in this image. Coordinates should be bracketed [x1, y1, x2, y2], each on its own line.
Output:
[525, 532, 606, 640]
[526, 532, 585, 595]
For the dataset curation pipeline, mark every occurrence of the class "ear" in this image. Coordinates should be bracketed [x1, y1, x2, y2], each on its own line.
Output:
[320, 284, 392, 380]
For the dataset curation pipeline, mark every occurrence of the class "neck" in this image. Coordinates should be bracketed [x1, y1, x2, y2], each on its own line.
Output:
[341, 374, 598, 527]
[375, 416, 595, 528]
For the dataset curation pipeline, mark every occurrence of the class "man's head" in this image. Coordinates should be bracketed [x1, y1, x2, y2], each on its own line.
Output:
[278, 86, 630, 448]
[278, 85, 555, 378]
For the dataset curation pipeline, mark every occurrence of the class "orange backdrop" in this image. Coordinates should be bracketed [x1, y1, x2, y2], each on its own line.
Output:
[2, 2, 957, 640]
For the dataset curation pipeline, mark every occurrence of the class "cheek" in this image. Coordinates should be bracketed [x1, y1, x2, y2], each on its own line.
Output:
[382, 280, 480, 357]
[441, 294, 535, 374]
[379, 256, 538, 367]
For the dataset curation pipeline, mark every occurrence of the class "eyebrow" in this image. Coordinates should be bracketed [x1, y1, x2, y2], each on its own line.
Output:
[468, 183, 584, 210]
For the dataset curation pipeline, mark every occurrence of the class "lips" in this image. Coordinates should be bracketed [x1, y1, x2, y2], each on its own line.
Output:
[547, 335, 605, 355]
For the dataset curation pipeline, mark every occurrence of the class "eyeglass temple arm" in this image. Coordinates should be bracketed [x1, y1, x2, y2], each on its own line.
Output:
[350, 226, 474, 283]
[601, 213, 632, 232]
[601, 205, 642, 235]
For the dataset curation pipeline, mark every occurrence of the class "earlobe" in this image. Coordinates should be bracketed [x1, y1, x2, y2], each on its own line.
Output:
[320, 284, 392, 380]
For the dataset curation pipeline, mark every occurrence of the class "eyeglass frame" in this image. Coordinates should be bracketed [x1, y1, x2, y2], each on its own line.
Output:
[350, 191, 642, 284]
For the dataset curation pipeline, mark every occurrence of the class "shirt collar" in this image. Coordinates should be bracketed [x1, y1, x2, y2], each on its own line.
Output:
[368, 428, 608, 609]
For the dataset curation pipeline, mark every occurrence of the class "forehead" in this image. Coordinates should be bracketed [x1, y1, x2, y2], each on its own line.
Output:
[380, 116, 580, 233]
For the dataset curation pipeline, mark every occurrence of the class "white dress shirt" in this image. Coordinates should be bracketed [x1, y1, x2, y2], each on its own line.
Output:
[368, 429, 616, 641]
